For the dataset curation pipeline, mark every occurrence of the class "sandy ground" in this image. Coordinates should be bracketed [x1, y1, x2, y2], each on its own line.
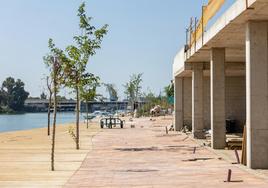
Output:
[65, 116, 268, 188]
[0, 121, 100, 188]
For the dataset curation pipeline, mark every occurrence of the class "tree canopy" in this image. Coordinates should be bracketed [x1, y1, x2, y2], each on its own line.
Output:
[0, 77, 29, 112]
[80, 73, 100, 102]
[164, 81, 174, 98]
[123, 73, 143, 103]
[63, 2, 108, 91]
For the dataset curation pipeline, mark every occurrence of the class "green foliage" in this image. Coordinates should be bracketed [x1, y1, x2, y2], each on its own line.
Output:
[0, 77, 29, 112]
[43, 39, 66, 92]
[104, 83, 118, 101]
[123, 73, 143, 103]
[63, 2, 108, 90]
[68, 126, 76, 143]
[80, 73, 100, 102]
[164, 81, 174, 98]
[124, 82, 135, 102]
[46, 2, 108, 151]
[137, 92, 170, 117]
[43, 1, 108, 100]
[45, 1, 108, 170]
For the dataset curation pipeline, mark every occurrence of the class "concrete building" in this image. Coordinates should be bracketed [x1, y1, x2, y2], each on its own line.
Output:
[24, 98, 77, 112]
[24, 99, 130, 113]
[173, 0, 268, 169]
[82, 101, 128, 113]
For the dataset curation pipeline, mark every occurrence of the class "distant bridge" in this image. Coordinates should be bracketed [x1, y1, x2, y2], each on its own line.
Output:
[24, 99, 144, 113]
[24, 99, 77, 112]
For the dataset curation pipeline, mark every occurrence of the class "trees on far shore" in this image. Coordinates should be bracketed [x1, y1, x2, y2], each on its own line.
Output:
[0, 77, 29, 113]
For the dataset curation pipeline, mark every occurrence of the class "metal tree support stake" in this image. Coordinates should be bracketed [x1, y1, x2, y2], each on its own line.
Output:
[234, 149, 240, 164]
[165, 126, 168, 135]
[193, 147, 196, 154]
[225, 169, 232, 182]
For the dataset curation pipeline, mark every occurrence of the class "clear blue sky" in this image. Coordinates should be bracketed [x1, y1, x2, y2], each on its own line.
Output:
[0, 0, 235, 99]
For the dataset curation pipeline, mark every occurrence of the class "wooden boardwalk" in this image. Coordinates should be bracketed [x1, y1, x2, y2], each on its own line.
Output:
[0, 122, 100, 188]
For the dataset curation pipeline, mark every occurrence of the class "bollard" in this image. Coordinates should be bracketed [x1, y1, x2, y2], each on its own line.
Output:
[193, 147, 196, 154]
[234, 149, 240, 164]
[226, 169, 232, 182]
[165, 126, 168, 134]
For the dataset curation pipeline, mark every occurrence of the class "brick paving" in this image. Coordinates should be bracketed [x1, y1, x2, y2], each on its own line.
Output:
[65, 117, 268, 188]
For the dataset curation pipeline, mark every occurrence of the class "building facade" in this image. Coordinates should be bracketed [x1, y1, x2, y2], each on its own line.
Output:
[173, 0, 268, 169]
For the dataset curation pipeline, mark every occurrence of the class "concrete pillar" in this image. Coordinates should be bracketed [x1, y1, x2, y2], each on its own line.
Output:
[211, 48, 226, 149]
[174, 77, 184, 131]
[192, 63, 205, 138]
[246, 21, 268, 169]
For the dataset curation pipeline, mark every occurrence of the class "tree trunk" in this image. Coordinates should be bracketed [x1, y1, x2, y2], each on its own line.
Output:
[47, 93, 52, 136]
[76, 86, 80, 150]
[51, 58, 58, 172]
[86, 101, 89, 129]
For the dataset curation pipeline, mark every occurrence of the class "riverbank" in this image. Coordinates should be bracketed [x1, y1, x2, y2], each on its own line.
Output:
[0, 121, 100, 188]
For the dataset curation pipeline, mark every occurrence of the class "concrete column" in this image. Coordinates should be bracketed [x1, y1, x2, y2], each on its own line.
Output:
[192, 63, 205, 138]
[246, 21, 268, 169]
[211, 48, 226, 149]
[174, 77, 184, 131]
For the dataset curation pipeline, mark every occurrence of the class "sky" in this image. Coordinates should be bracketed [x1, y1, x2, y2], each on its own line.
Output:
[0, 0, 235, 100]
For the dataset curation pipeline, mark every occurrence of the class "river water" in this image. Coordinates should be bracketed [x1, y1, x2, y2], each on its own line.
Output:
[0, 113, 81, 133]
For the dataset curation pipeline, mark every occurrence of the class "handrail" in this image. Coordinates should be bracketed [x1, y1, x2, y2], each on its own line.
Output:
[186, 0, 226, 55]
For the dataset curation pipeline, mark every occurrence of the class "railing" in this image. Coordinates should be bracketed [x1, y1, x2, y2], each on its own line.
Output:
[185, 0, 226, 56]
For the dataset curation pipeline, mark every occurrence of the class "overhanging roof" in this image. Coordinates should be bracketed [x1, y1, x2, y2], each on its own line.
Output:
[173, 0, 268, 77]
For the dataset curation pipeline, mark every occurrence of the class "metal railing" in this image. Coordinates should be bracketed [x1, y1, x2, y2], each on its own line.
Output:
[185, 0, 226, 57]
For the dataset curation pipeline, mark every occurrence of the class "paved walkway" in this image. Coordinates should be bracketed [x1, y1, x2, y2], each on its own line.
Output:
[65, 117, 268, 188]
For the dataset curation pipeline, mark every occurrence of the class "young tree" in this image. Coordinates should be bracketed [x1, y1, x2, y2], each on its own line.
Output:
[132, 73, 143, 102]
[123, 73, 143, 111]
[46, 76, 53, 136]
[80, 73, 100, 128]
[44, 38, 65, 171]
[63, 2, 108, 150]
[164, 80, 174, 98]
